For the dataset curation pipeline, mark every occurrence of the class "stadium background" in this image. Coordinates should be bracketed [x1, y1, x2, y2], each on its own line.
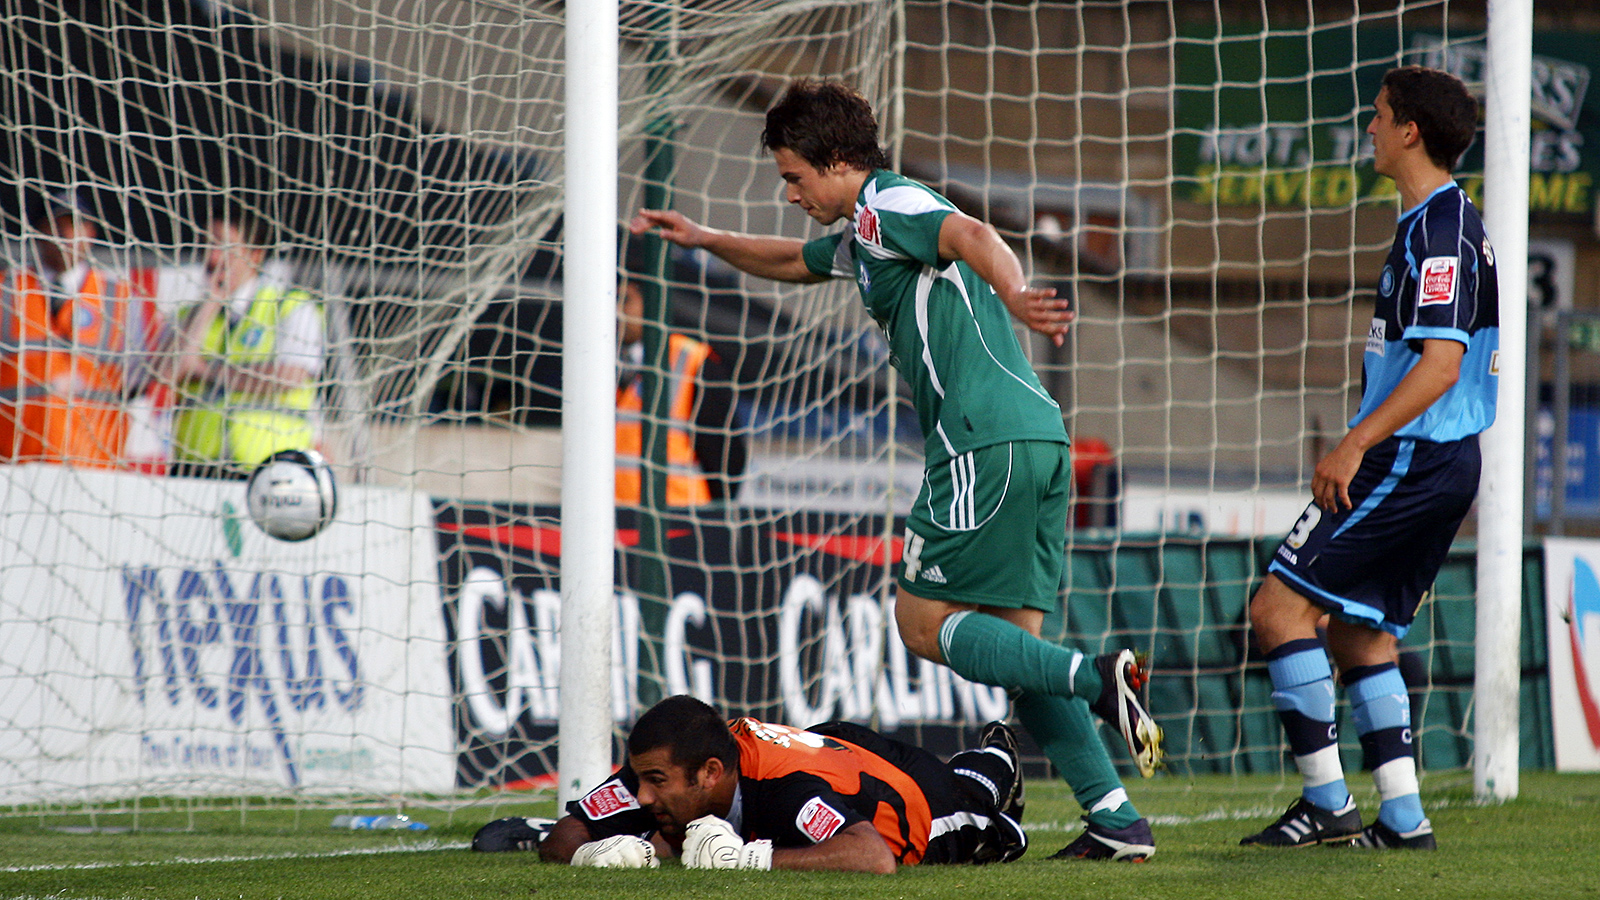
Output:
[0, 0, 1594, 813]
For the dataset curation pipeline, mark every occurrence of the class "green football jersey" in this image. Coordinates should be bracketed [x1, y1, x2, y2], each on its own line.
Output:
[801, 169, 1067, 465]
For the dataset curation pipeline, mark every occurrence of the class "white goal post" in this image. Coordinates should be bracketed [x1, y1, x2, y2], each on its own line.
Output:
[1476, 0, 1532, 803]
[560, 0, 620, 810]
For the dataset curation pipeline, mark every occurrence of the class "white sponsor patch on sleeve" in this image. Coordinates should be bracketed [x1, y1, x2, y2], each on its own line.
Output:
[579, 782, 641, 820]
[856, 206, 882, 246]
[1417, 256, 1459, 306]
[1366, 317, 1386, 357]
[795, 796, 846, 843]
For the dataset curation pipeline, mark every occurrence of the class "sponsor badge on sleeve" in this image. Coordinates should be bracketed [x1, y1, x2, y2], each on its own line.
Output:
[856, 206, 881, 246]
[579, 782, 641, 820]
[796, 796, 846, 843]
[1418, 257, 1459, 306]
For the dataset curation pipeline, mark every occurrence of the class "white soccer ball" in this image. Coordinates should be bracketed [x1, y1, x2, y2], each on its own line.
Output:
[246, 449, 338, 542]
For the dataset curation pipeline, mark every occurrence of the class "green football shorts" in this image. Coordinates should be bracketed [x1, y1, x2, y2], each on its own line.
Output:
[897, 440, 1071, 612]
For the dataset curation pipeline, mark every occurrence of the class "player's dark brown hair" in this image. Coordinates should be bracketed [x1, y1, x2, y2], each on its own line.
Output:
[1380, 66, 1479, 171]
[760, 79, 890, 172]
[627, 695, 739, 777]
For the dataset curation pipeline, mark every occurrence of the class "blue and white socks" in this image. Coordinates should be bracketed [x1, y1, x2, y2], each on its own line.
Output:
[1346, 663, 1426, 834]
[1266, 639, 1352, 814]
[1269, 644, 1428, 832]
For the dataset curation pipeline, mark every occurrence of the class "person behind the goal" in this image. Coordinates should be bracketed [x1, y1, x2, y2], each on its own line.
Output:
[631, 79, 1163, 860]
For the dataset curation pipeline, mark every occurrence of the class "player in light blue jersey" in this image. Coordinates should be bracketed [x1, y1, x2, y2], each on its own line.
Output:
[1241, 66, 1497, 852]
[632, 80, 1164, 861]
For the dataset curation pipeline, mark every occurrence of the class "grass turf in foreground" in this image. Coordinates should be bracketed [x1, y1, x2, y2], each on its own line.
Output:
[0, 772, 1596, 900]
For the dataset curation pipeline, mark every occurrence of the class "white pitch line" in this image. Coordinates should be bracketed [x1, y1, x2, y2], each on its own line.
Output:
[1, 839, 470, 873]
[1022, 795, 1480, 832]
[1020, 807, 1289, 832]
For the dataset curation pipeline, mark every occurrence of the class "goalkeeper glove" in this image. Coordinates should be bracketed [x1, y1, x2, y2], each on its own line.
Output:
[682, 815, 773, 870]
[570, 834, 659, 868]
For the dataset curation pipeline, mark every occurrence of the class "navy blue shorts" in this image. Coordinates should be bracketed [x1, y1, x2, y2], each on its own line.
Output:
[1267, 435, 1480, 638]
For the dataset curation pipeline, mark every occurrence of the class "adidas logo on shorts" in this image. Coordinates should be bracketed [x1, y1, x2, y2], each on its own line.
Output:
[921, 565, 947, 584]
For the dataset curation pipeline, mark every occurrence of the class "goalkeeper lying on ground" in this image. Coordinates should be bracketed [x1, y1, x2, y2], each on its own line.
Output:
[473, 694, 1026, 873]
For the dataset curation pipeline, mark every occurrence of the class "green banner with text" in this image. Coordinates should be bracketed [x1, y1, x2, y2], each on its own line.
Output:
[1175, 27, 1598, 216]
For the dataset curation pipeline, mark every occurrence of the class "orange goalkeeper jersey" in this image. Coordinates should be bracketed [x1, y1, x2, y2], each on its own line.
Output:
[568, 717, 948, 864]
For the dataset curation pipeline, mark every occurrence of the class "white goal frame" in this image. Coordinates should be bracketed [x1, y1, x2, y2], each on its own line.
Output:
[1475, 0, 1531, 802]
[554, 0, 1535, 803]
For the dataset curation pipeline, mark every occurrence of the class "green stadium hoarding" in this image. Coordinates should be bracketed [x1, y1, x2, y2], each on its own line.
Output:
[434, 498, 1554, 783]
[1175, 27, 1600, 216]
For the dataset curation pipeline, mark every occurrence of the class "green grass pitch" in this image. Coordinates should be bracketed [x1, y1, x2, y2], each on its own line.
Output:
[2, 772, 1597, 900]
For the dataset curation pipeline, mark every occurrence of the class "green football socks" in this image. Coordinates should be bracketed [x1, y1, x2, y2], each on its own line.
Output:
[937, 609, 1103, 700]
[1014, 690, 1140, 829]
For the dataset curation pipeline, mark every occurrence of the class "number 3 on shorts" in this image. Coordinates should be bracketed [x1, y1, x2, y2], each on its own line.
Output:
[1285, 504, 1321, 549]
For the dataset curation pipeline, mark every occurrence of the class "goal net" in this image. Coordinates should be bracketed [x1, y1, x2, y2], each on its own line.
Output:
[1, 0, 1528, 817]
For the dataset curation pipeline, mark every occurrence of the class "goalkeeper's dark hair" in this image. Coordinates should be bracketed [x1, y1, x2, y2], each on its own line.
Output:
[1381, 66, 1479, 172]
[761, 79, 890, 172]
[628, 695, 739, 776]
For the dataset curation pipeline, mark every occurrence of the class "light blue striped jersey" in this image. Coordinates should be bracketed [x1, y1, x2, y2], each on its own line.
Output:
[1356, 181, 1499, 441]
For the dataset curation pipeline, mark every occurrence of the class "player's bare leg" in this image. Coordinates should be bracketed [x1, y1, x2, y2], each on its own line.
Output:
[892, 590, 1038, 662]
[1248, 575, 1326, 652]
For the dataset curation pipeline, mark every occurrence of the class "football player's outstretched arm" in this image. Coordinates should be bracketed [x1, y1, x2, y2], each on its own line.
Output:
[630, 209, 825, 285]
[938, 211, 1073, 347]
[545, 815, 672, 866]
[771, 821, 897, 874]
[538, 816, 596, 864]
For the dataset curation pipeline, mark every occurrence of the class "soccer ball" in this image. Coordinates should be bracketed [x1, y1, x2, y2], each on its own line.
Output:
[245, 449, 338, 542]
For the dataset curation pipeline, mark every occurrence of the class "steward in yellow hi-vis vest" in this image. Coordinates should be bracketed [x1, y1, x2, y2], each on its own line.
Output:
[171, 282, 321, 471]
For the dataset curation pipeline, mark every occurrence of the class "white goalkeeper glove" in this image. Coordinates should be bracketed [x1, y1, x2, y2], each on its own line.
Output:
[681, 815, 773, 870]
[570, 834, 659, 868]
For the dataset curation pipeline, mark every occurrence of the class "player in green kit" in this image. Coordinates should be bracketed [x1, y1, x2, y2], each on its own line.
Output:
[631, 79, 1164, 860]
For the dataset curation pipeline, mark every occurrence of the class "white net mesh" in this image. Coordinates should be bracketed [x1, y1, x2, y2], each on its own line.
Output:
[1, 0, 1532, 816]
